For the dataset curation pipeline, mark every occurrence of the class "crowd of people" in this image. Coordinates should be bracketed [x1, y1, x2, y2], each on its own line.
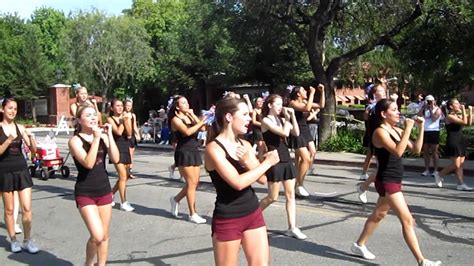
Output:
[2, 80, 473, 265]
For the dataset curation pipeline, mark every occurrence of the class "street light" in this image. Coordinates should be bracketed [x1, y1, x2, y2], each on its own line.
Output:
[55, 69, 63, 83]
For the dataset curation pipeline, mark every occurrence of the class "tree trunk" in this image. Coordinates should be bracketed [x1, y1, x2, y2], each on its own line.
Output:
[101, 87, 109, 114]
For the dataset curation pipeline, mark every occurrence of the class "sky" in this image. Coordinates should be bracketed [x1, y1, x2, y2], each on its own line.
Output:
[0, 0, 133, 19]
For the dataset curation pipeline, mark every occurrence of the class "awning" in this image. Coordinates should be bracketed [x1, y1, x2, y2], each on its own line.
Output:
[336, 95, 348, 102]
[354, 95, 365, 101]
[345, 95, 355, 100]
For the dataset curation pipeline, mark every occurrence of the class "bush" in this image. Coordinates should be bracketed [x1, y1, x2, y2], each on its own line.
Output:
[320, 128, 365, 154]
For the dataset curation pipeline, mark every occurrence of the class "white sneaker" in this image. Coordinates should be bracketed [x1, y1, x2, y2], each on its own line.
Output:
[433, 172, 443, 188]
[170, 197, 179, 217]
[359, 173, 369, 181]
[456, 184, 473, 191]
[431, 171, 439, 177]
[120, 201, 135, 212]
[356, 184, 368, 204]
[189, 213, 206, 224]
[296, 186, 310, 197]
[168, 165, 175, 179]
[351, 242, 375, 260]
[421, 170, 430, 176]
[419, 259, 442, 266]
[22, 239, 39, 254]
[285, 227, 307, 240]
[11, 240, 22, 253]
[111, 194, 116, 207]
[15, 224, 22, 234]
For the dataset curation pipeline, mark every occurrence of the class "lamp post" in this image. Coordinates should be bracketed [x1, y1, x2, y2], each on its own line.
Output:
[55, 69, 63, 83]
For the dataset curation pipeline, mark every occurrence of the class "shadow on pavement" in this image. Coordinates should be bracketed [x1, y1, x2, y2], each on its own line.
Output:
[0, 236, 73, 265]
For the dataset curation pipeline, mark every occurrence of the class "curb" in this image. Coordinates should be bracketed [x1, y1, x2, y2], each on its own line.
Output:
[137, 144, 474, 177]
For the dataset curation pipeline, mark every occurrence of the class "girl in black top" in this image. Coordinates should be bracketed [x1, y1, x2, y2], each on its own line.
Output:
[124, 100, 140, 179]
[0, 98, 38, 254]
[352, 99, 441, 266]
[434, 99, 473, 190]
[205, 97, 279, 266]
[168, 96, 208, 223]
[251, 96, 265, 161]
[70, 86, 102, 126]
[107, 99, 134, 212]
[258, 94, 307, 240]
[69, 105, 119, 266]
[288, 84, 325, 197]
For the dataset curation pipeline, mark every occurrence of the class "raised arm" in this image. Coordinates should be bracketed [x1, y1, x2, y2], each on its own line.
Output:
[107, 116, 125, 136]
[171, 115, 206, 137]
[68, 130, 102, 170]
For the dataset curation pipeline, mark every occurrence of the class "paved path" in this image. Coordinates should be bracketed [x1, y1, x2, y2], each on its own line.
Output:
[0, 132, 472, 265]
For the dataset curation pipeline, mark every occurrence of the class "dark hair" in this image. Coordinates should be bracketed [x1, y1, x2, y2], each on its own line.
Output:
[167, 95, 185, 128]
[0, 98, 16, 122]
[206, 97, 245, 144]
[108, 98, 123, 117]
[262, 94, 282, 118]
[442, 98, 458, 116]
[289, 86, 304, 101]
[374, 98, 395, 128]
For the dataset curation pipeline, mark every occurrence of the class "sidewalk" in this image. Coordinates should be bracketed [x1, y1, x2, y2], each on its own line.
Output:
[29, 127, 474, 177]
[137, 142, 474, 177]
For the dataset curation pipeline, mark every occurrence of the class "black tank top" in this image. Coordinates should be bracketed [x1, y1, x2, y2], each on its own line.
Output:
[174, 118, 199, 151]
[208, 139, 259, 219]
[0, 124, 27, 173]
[262, 117, 291, 162]
[73, 135, 111, 196]
[110, 117, 129, 148]
[375, 129, 404, 183]
[294, 109, 308, 128]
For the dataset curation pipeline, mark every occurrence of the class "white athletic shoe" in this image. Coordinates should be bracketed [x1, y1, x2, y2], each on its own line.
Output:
[351, 242, 375, 260]
[10, 240, 22, 253]
[356, 184, 368, 204]
[419, 259, 442, 266]
[189, 213, 206, 224]
[296, 186, 310, 197]
[170, 196, 179, 217]
[359, 173, 369, 181]
[421, 170, 430, 176]
[22, 239, 39, 254]
[456, 183, 473, 191]
[14, 224, 22, 234]
[120, 201, 135, 212]
[433, 172, 443, 188]
[285, 227, 307, 240]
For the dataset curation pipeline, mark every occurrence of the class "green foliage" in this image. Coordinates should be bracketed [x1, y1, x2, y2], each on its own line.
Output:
[65, 10, 154, 110]
[396, 0, 473, 97]
[0, 14, 51, 99]
[319, 128, 365, 154]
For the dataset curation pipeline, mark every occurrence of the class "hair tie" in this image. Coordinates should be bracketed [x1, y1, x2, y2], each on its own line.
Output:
[261, 91, 270, 100]
[286, 85, 295, 92]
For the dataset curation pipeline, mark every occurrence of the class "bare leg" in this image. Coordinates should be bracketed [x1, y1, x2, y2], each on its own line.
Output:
[175, 166, 200, 215]
[386, 192, 425, 264]
[112, 163, 129, 203]
[259, 181, 280, 211]
[356, 196, 390, 246]
[241, 226, 269, 266]
[18, 188, 33, 240]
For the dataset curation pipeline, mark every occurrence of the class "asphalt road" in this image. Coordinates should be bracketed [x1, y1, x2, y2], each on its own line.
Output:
[0, 133, 473, 265]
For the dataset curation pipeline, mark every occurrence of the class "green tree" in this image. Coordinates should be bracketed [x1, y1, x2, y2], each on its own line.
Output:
[396, 0, 473, 98]
[30, 7, 68, 81]
[0, 15, 51, 101]
[66, 10, 154, 111]
[224, 0, 424, 143]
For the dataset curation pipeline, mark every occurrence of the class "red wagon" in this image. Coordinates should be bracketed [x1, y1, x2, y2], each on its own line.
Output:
[28, 143, 70, 180]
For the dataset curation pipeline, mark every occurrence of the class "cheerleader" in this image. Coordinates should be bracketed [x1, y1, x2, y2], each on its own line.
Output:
[124, 100, 140, 179]
[252, 96, 265, 161]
